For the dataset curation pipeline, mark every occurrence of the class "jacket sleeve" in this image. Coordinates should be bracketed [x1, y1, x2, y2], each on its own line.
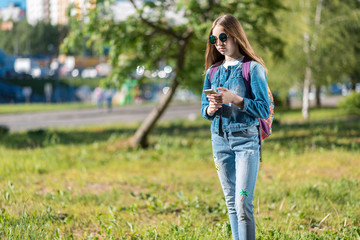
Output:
[239, 62, 270, 119]
[201, 69, 216, 120]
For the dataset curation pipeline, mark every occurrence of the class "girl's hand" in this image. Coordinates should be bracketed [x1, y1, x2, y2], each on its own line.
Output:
[217, 87, 244, 109]
[206, 93, 222, 116]
[216, 87, 235, 104]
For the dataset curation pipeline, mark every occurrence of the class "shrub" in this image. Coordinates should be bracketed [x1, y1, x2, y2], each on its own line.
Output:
[338, 92, 360, 115]
[0, 125, 9, 136]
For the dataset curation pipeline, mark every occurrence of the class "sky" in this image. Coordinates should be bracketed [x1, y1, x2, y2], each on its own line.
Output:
[0, 0, 26, 10]
[0, 0, 127, 10]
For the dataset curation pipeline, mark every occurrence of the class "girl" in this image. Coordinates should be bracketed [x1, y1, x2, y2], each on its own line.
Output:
[201, 14, 270, 240]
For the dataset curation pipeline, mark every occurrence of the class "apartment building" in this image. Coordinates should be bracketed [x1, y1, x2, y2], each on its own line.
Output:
[0, 3, 25, 22]
[26, 0, 50, 25]
[26, 0, 96, 26]
[0, 3, 25, 30]
[49, 0, 70, 25]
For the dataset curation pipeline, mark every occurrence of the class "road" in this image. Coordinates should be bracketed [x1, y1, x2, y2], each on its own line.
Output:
[0, 95, 343, 132]
[289, 95, 343, 108]
[0, 102, 202, 132]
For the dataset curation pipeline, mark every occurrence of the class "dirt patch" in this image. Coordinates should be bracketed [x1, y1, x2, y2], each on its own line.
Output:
[83, 182, 114, 195]
[82, 181, 147, 196]
[36, 187, 52, 195]
[32, 176, 157, 197]
[69, 227, 102, 239]
[105, 139, 132, 153]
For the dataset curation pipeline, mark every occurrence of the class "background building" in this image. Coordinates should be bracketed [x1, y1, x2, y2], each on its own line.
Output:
[0, 0, 26, 10]
[26, 0, 50, 25]
[0, 3, 25, 22]
[0, 3, 25, 30]
[26, 0, 96, 25]
[50, 0, 70, 25]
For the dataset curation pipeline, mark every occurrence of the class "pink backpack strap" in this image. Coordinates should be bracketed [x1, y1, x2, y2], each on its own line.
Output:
[242, 57, 272, 141]
[209, 61, 222, 82]
[242, 56, 252, 95]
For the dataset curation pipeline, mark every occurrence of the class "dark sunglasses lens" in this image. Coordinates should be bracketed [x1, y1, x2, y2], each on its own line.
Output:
[219, 33, 227, 42]
[209, 35, 217, 44]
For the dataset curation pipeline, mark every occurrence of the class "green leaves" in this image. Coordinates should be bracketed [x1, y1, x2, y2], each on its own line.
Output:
[274, 0, 360, 90]
[0, 20, 67, 55]
[64, 0, 285, 91]
[339, 92, 360, 116]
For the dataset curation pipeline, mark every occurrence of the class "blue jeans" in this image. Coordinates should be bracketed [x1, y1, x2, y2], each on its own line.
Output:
[211, 125, 260, 240]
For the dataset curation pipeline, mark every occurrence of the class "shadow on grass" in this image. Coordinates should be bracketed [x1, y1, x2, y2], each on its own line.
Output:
[0, 116, 358, 151]
[0, 128, 136, 149]
[0, 120, 212, 149]
[152, 120, 211, 138]
[267, 117, 360, 151]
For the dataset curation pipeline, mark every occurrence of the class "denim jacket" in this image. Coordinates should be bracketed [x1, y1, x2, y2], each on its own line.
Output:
[201, 60, 270, 134]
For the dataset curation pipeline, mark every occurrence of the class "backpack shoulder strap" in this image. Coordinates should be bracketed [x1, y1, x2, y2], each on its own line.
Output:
[209, 61, 222, 82]
[242, 56, 252, 97]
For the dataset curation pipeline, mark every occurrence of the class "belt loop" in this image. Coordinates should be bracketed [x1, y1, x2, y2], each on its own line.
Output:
[224, 131, 230, 146]
[257, 124, 263, 162]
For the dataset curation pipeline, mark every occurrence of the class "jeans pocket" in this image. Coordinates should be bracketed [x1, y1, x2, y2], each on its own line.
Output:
[246, 125, 259, 136]
[232, 125, 258, 137]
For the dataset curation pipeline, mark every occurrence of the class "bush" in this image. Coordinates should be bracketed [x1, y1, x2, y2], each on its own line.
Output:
[339, 92, 360, 115]
[0, 125, 9, 136]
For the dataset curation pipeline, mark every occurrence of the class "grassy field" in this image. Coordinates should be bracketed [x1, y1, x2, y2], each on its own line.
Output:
[0, 108, 359, 239]
[0, 102, 96, 115]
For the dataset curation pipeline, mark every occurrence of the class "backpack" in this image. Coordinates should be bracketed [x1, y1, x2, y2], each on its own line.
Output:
[209, 57, 274, 140]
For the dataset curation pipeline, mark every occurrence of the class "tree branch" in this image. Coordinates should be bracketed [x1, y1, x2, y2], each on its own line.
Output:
[129, 0, 181, 39]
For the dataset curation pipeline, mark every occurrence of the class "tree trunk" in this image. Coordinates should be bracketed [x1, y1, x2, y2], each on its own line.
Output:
[130, 78, 180, 148]
[286, 95, 291, 109]
[302, 0, 323, 119]
[315, 85, 321, 107]
[350, 73, 359, 91]
[130, 40, 188, 148]
[302, 66, 311, 119]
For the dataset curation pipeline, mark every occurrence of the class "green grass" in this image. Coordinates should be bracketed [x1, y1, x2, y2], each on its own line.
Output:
[0, 102, 96, 115]
[60, 77, 104, 89]
[275, 107, 352, 123]
[0, 108, 359, 239]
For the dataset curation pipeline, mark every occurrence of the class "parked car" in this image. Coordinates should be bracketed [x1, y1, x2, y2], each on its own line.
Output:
[81, 68, 98, 78]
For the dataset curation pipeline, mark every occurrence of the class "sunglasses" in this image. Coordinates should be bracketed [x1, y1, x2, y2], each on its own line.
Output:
[209, 33, 228, 45]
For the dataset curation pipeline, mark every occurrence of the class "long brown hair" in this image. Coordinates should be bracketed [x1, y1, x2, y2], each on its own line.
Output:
[204, 14, 267, 74]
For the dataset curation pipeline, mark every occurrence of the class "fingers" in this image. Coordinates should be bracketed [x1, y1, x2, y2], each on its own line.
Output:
[208, 102, 222, 112]
[216, 88, 234, 104]
[208, 101, 221, 108]
[207, 93, 223, 103]
[206, 87, 230, 116]
[212, 103, 222, 109]
[217, 87, 228, 92]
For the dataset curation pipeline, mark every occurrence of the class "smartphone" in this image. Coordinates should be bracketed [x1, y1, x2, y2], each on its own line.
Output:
[203, 89, 217, 95]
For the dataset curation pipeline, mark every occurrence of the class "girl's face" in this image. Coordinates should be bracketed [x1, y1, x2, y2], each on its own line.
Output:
[212, 25, 241, 61]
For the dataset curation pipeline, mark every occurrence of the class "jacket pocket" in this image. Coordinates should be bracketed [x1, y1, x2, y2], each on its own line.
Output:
[230, 73, 246, 97]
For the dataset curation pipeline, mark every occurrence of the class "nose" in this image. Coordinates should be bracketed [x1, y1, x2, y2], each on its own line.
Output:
[216, 39, 224, 46]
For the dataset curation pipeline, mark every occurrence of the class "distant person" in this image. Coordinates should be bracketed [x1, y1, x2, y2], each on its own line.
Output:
[104, 89, 115, 112]
[201, 14, 272, 240]
[94, 86, 103, 108]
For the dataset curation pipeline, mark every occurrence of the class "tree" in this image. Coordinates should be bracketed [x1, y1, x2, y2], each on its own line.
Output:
[301, 0, 323, 119]
[0, 19, 68, 55]
[273, 0, 360, 117]
[314, 0, 360, 95]
[63, 0, 285, 148]
[306, 0, 360, 109]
